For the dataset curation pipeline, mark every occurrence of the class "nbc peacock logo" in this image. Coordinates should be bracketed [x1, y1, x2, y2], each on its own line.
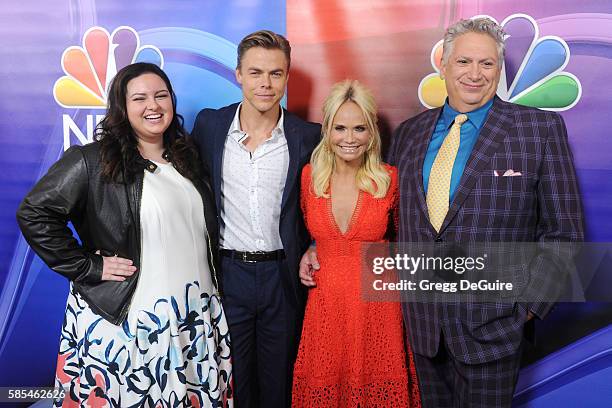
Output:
[53, 26, 164, 108]
[418, 14, 582, 111]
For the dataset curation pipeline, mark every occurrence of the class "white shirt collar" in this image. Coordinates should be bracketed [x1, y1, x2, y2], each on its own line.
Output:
[228, 102, 285, 143]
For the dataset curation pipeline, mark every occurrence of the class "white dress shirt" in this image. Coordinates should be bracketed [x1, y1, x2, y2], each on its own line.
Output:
[219, 104, 289, 251]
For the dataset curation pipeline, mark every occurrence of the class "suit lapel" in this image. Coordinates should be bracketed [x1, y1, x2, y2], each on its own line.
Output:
[281, 109, 300, 211]
[440, 97, 511, 232]
[212, 104, 237, 211]
[415, 108, 442, 233]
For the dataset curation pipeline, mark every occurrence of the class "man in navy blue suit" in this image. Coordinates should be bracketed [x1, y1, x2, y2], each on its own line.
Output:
[191, 30, 320, 407]
[387, 18, 584, 407]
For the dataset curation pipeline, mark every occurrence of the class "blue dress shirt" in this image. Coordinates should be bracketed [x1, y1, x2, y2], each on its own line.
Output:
[423, 99, 494, 202]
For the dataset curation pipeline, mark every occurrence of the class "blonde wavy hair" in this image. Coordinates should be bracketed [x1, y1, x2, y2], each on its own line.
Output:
[310, 79, 390, 198]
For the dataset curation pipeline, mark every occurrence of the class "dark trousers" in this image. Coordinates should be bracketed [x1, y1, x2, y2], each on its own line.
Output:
[221, 256, 299, 408]
[414, 332, 523, 408]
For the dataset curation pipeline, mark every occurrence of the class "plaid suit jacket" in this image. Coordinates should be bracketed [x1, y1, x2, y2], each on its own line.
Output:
[388, 97, 584, 364]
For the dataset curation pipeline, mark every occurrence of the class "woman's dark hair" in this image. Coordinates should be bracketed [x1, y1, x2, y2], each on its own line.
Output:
[95, 62, 200, 184]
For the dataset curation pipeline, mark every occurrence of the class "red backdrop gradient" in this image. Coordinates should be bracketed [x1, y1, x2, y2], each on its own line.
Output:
[286, 0, 485, 137]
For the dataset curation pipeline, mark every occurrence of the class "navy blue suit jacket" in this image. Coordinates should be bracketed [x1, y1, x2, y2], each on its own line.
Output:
[388, 97, 584, 364]
[191, 103, 321, 307]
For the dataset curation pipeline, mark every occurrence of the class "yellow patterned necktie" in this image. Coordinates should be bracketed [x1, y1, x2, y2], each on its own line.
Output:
[426, 113, 468, 232]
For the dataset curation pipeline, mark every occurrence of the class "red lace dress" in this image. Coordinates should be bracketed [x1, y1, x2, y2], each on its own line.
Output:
[292, 164, 421, 408]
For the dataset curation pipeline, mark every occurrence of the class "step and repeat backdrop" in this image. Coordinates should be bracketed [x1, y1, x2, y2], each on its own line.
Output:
[1, 0, 611, 406]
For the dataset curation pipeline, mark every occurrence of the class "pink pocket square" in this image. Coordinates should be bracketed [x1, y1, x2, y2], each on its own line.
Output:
[494, 169, 522, 177]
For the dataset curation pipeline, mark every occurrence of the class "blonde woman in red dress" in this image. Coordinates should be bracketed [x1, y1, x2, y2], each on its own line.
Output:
[292, 80, 420, 407]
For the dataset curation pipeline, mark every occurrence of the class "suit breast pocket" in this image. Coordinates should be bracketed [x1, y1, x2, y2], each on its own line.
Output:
[474, 173, 537, 216]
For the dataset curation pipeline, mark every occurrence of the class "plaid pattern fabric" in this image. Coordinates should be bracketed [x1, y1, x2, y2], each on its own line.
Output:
[388, 97, 584, 365]
[413, 336, 523, 408]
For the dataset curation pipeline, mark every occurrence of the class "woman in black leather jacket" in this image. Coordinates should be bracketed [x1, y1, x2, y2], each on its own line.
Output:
[17, 63, 232, 407]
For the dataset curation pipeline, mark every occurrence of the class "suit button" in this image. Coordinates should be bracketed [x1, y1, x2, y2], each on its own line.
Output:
[435, 237, 443, 242]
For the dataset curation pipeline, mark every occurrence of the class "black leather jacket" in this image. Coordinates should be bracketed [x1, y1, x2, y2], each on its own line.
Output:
[16, 142, 221, 325]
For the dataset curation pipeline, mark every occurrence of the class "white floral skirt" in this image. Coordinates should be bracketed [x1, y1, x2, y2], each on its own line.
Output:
[54, 281, 233, 407]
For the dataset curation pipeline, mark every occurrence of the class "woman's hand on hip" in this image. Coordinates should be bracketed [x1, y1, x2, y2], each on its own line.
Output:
[96, 251, 137, 281]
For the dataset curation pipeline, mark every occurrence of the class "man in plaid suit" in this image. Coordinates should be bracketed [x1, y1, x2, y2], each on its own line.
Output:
[387, 18, 584, 407]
